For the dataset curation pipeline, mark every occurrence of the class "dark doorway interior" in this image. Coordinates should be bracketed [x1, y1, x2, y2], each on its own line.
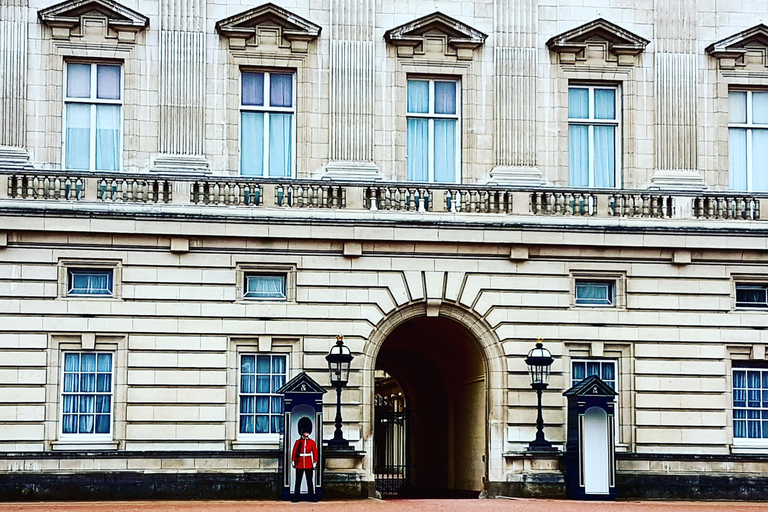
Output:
[374, 316, 486, 498]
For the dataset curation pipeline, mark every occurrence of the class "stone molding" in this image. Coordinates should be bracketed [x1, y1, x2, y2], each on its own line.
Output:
[384, 11, 487, 60]
[706, 24, 768, 70]
[215, 3, 321, 53]
[546, 18, 649, 66]
[38, 0, 149, 43]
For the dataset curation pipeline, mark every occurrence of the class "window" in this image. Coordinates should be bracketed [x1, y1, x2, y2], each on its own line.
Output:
[730, 90, 768, 191]
[64, 62, 122, 171]
[240, 71, 295, 177]
[406, 79, 460, 183]
[568, 85, 619, 187]
[244, 274, 286, 300]
[67, 269, 114, 296]
[736, 284, 768, 308]
[61, 352, 113, 437]
[575, 280, 615, 306]
[239, 354, 287, 435]
[572, 360, 617, 389]
[733, 366, 768, 440]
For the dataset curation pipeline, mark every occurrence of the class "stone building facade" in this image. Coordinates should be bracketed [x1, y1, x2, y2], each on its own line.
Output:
[2, 0, 768, 501]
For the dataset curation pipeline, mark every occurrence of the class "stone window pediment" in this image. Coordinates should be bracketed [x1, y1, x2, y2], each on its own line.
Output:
[38, 0, 148, 43]
[384, 12, 487, 61]
[706, 24, 768, 70]
[215, 3, 321, 54]
[547, 18, 649, 67]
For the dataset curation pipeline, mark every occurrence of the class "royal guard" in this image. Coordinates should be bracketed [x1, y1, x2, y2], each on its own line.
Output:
[291, 417, 319, 501]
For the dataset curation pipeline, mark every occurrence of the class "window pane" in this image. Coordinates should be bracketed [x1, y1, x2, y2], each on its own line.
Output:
[569, 124, 589, 186]
[407, 118, 429, 181]
[81, 354, 96, 372]
[96, 374, 111, 393]
[240, 415, 254, 434]
[245, 275, 286, 299]
[594, 89, 616, 120]
[576, 282, 611, 304]
[96, 395, 110, 413]
[269, 74, 293, 108]
[69, 270, 113, 295]
[594, 125, 616, 187]
[80, 373, 95, 393]
[65, 103, 91, 170]
[271, 415, 283, 434]
[241, 374, 255, 394]
[753, 129, 768, 191]
[96, 65, 121, 100]
[97, 353, 112, 373]
[241, 112, 264, 176]
[730, 91, 747, 124]
[272, 356, 286, 374]
[67, 64, 91, 98]
[95, 415, 110, 434]
[602, 363, 616, 382]
[434, 82, 456, 115]
[434, 119, 456, 183]
[255, 415, 269, 433]
[569, 88, 589, 119]
[737, 286, 768, 306]
[63, 415, 78, 434]
[272, 375, 285, 393]
[79, 414, 94, 434]
[407, 80, 429, 113]
[754, 92, 768, 125]
[240, 396, 254, 414]
[64, 373, 78, 393]
[242, 72, 264, 106]
[241, 355, 255, 373]
[572, 362, 585, 382]
[64, 353, 79, 372]
[95, 105, 120, 171]
[268, 113, 292, 178]
[256, 396, 269, 413]
[586, 362, 600, 378]
[729, 128, 748, 190]
[256, 356, 270, 373]
[271, 396, 283, 414]
[257, 376, 270, 393]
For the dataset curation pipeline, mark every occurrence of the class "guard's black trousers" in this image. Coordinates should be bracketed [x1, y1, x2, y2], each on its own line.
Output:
[294, 468, 315, 499]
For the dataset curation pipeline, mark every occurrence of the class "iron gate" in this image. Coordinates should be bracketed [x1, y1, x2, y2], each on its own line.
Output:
[374, 407, 410, 496]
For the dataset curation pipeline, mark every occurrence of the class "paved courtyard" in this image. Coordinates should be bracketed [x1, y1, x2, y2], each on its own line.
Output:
[4, 500, 768, 512]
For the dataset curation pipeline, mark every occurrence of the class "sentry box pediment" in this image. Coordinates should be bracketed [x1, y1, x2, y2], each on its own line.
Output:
[216, 2, 321, 53]
[547, 18, 649, 67]
[38, 0, 148, 42]
[384, 11, 487, 60]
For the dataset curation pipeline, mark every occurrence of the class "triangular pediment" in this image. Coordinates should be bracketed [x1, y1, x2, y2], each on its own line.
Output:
[706, 25, 768, 70]
[547, 18, 648, 66]
[385, 12, 487, 60]
[563, 375, 618, 398]
[276, 372, 327, 395]
[216, 3, 320, 53]
[38, 0, 148, 30]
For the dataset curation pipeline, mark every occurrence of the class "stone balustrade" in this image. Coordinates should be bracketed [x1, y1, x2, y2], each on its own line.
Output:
[1, 170, 765, 221]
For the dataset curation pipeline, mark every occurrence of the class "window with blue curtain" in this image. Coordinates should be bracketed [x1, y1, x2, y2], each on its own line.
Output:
[575, 280, 614, 306]
[244, 274, 286, 300]
[406, 79, 460, 183]
[67, 269, 114, 296]
[61, 352, 113, 436]
[735, 284, 768, 308]
[241, 71, 294, 177]
[571, 360, 617, 389]
[568, 85, 619, 188]
[729, 90, 768, 191]
[64, 63, 121, 171]
[733, 367, 768, 439]
[239, 354, 287, 435]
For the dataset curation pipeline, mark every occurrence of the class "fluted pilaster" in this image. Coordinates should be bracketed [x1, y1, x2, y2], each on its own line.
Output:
[0, 0, 30, 167]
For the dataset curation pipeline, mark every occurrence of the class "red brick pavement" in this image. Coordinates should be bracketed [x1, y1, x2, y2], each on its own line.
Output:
[3, 499, 768, 512]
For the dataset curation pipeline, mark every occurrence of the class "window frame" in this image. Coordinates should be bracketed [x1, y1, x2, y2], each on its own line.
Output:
[567, 84, 621, 188]
[237, 352, 288, 443]
[406, 77, 462, 184]
[236, 263, 296, 303]
[67, 268, 115, 297]
[574, 280, 616, 307]
[243, 273, 287, 301]
[729, 89, 768, 192]
[59, 260, 121, 299]
[62, 61, 124, 172]
[735, 283, 768, 309]
[239, 69, 297, 178]
[59, 351, 115, 442]
[732, 362, 768, 444]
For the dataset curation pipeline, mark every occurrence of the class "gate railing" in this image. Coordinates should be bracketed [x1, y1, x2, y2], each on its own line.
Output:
[374, 408, 410, 496]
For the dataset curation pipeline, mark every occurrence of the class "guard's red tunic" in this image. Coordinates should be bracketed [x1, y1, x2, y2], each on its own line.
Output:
[292, 436, 318, 469]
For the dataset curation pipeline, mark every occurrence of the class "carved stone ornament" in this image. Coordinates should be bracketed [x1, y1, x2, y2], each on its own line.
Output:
[38, 0, 148, 43]
[215, 3, 321, 53]
[706, 24, 768, 70]
[384, 12, 487, 61]
[546, 18, 649, 66]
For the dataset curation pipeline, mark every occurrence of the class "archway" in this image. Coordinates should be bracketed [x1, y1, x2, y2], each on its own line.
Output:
[374, 316, 487, 497]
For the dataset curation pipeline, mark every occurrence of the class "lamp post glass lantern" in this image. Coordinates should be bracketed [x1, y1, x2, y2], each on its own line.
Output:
[525, 338, 556, 451]
[326, 335, 353, 449]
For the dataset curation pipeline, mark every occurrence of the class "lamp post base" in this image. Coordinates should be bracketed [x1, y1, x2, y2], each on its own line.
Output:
[527, 439, 558, 452]
[326, 438, 352, 450]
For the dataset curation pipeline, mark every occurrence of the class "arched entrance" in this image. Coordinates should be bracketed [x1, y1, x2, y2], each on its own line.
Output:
[374, 316, 487, 497]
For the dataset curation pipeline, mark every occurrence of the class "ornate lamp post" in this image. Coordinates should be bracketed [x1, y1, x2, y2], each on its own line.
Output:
[525, 337, 556, 452]
[326, 334, 353, 450]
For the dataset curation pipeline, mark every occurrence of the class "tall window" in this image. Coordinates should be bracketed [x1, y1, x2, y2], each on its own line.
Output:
[61, 352, 113, 437]
[64, 62, 122, 171]
[733, 366, 768, 440]
[239, 354, 287, 436]
[406, 79, 460, 183]
[729, 90, 768, 191]
[241, 71, 294, 177]
[568, 85, 619, 188]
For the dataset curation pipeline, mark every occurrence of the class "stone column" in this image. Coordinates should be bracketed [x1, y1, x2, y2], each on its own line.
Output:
[488, 0, 543, 186]
[153, 0, 209, 172]
[323, 0, 380, 180]
[649, 0, 705, 190]
[0, 0, 31, 168]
